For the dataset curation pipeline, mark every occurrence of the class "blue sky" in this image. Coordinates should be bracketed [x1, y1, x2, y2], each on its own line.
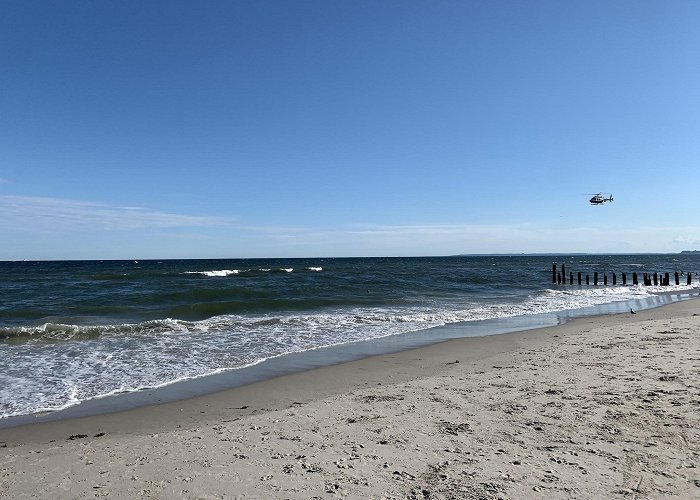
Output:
[2, 1, 699, 259]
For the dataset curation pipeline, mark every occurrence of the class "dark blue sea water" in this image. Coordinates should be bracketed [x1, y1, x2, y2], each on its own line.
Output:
[1, 254, 699, 419]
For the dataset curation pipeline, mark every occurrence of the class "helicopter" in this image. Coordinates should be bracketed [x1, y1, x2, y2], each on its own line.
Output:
[588, 192, 613, 205]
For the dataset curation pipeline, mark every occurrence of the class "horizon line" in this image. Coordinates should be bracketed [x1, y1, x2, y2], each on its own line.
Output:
[0, 251, 690, 263]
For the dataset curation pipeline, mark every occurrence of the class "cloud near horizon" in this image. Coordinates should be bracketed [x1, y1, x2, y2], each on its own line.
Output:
[0, 195, 233, 232]
[3, 195, 700, 258]
[332, 223, 700, 255]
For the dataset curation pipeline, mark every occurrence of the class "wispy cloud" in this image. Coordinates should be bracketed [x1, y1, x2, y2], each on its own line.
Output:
[672, 235, 700, 246]
[0, 195, 234, 231]
[347, 223, 531, 236]
[0, 178, 8, 184]
[4, 196, 700, 257]
[269, 222, 700, 255]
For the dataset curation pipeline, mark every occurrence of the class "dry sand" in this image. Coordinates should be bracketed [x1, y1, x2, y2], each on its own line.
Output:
[1, 298, 700, 499]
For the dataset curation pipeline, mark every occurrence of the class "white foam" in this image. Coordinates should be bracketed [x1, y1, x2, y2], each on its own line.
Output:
[185, 269, 240, 277]
[307, 267, 323, 272]
[3, 283, 697, 419]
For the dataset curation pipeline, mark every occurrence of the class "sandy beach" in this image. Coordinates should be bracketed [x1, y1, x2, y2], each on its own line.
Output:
[2, 298, 700, 499]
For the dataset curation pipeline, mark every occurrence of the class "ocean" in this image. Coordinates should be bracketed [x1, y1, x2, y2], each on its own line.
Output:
[1, 254, 699, 422]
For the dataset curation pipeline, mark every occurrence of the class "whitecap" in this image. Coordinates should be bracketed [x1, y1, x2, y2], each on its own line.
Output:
[185, 269, 240, 277]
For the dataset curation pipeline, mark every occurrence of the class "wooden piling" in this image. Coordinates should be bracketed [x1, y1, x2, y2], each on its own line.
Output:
[547, 265, 695, 287]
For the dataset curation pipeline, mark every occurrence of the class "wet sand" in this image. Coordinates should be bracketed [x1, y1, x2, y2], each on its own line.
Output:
[2, 298, 699, 498]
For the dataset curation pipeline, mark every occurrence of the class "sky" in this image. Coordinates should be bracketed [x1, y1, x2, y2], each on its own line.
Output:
[2, 0, 700, 260]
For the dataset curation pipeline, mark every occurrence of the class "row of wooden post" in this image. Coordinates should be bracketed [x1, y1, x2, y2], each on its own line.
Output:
[552, 262, 693, 286]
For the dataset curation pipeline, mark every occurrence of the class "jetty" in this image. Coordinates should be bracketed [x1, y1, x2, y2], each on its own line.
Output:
[551, 262, 695, 287]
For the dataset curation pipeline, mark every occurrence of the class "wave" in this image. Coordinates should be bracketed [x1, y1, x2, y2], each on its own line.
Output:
[185, 269, 240, 277]
[0, 318, 193, 343]
[183, 267, 306, 277]
[2, 282, 697, 419]
[3, 283, 692, 344]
